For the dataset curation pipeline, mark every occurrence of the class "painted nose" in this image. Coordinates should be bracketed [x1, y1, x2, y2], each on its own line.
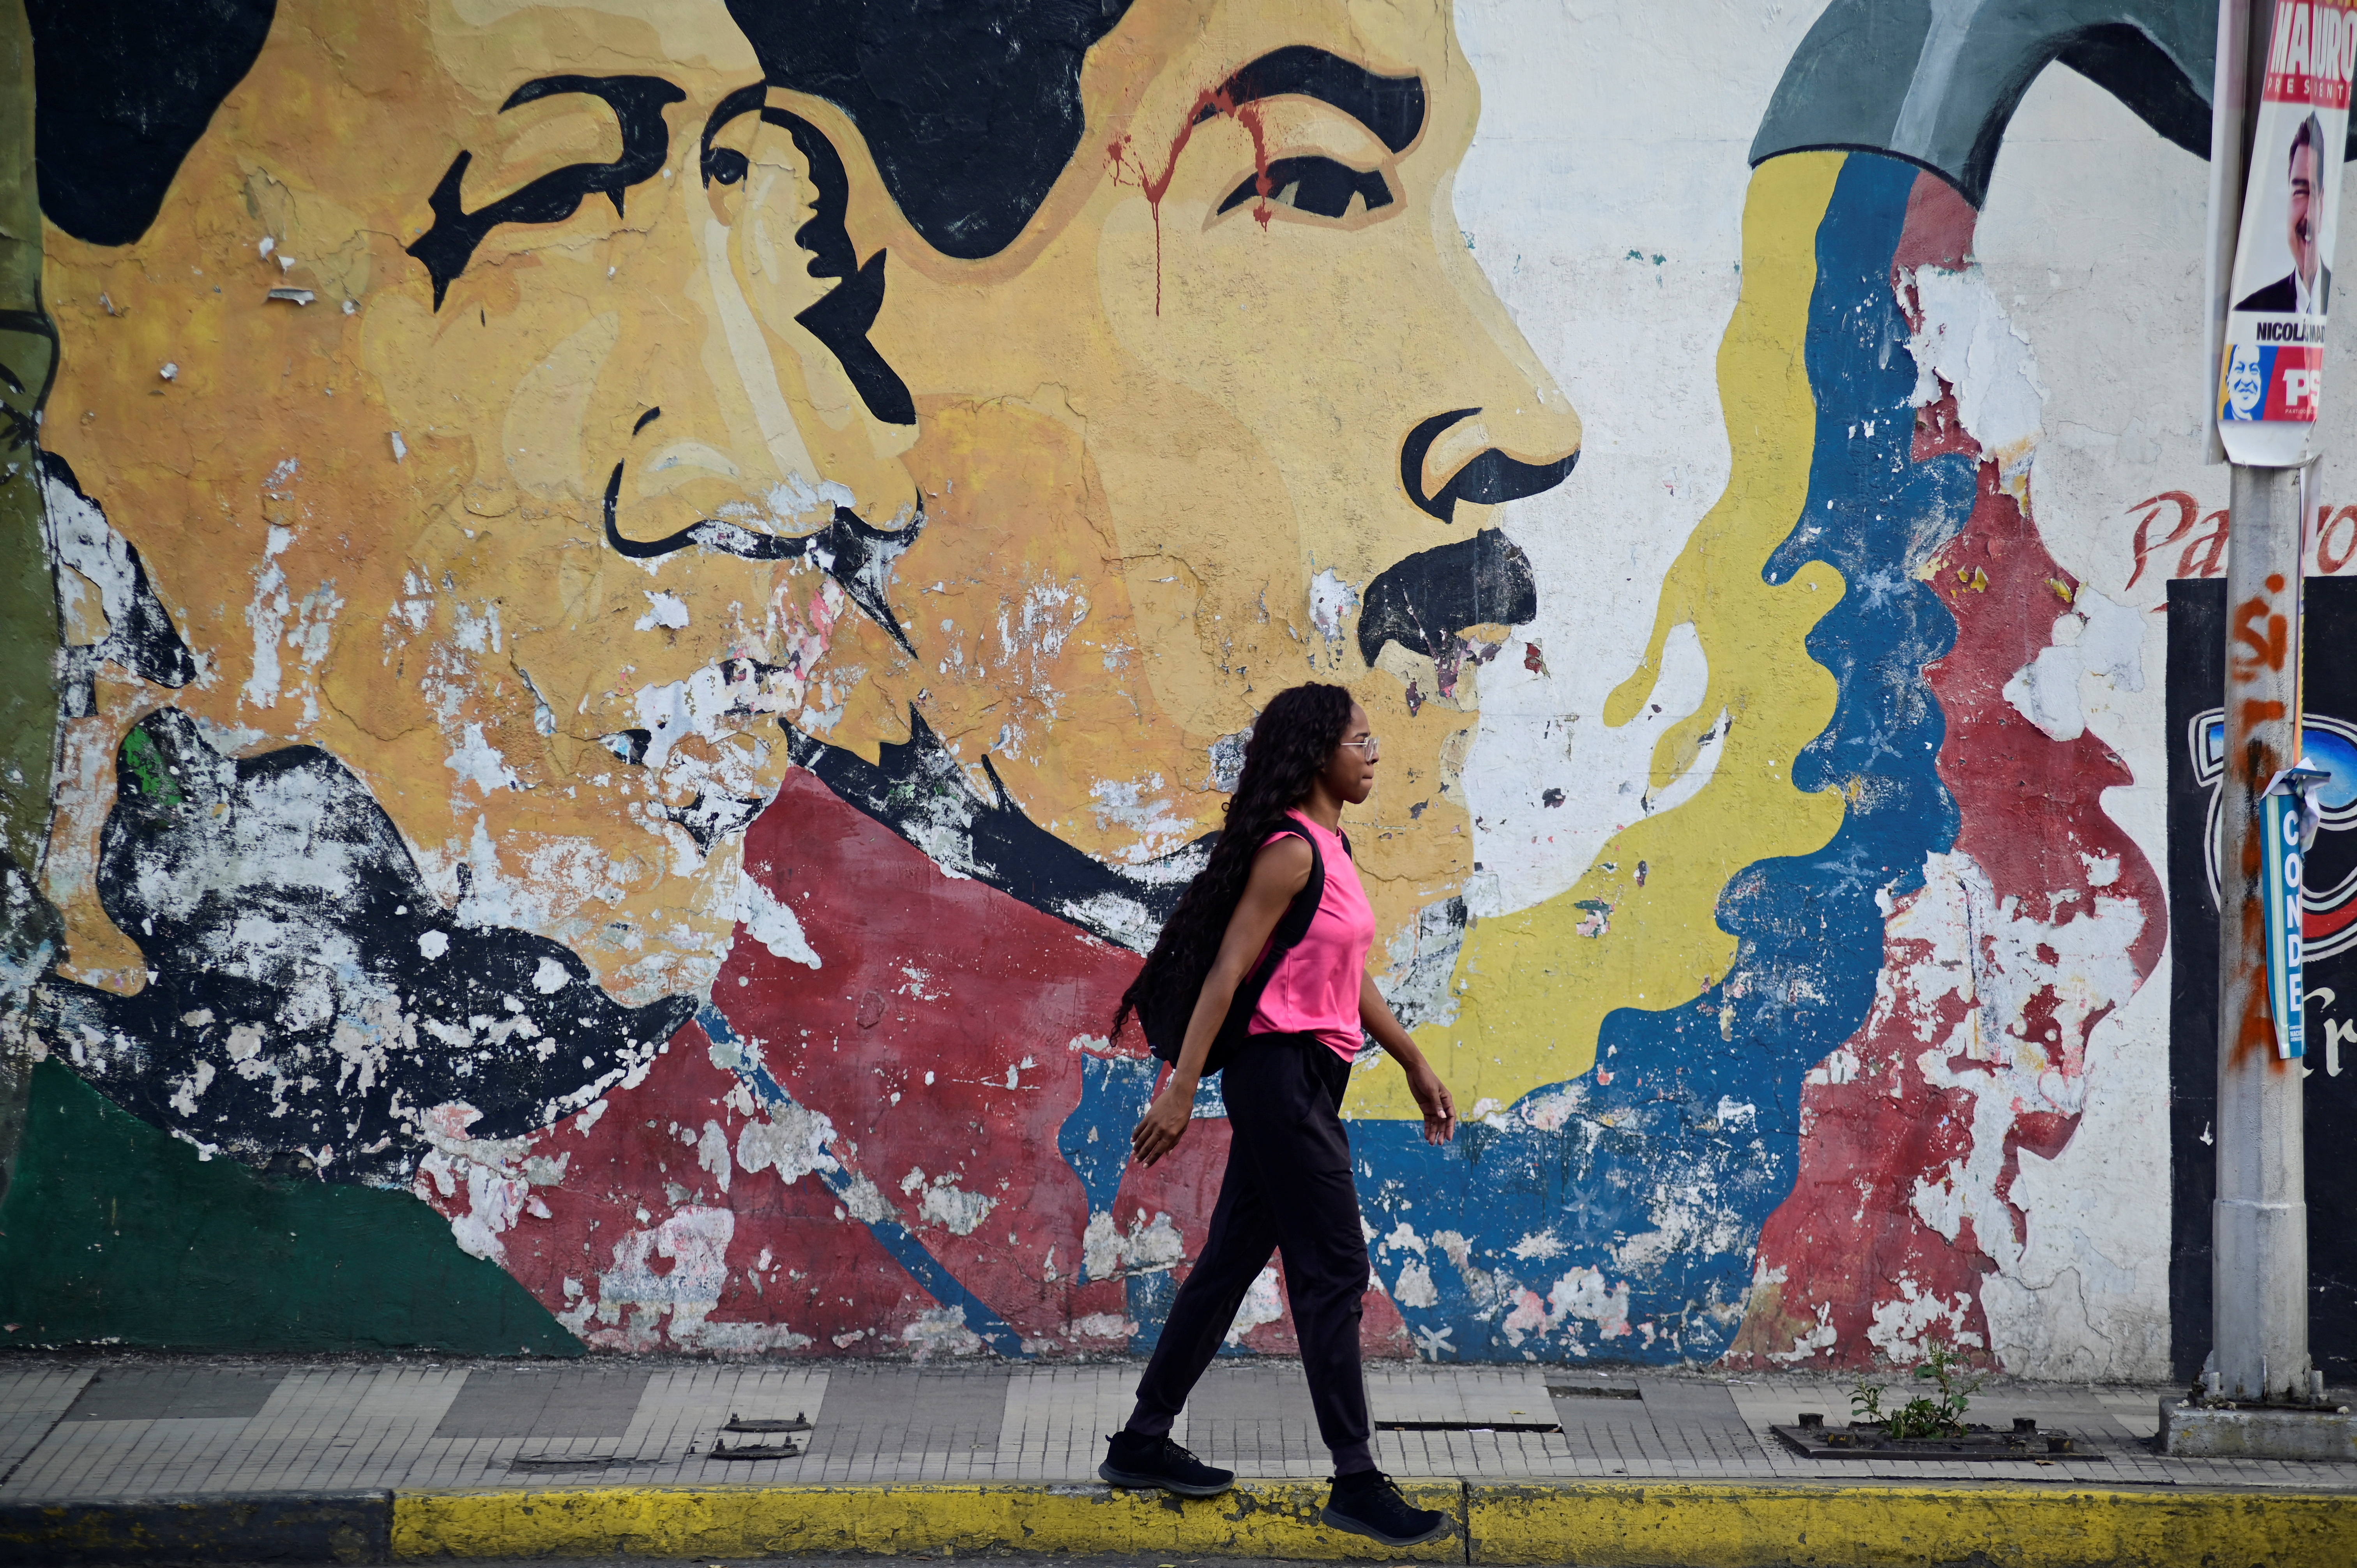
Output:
[1400, 408, 1579, 524]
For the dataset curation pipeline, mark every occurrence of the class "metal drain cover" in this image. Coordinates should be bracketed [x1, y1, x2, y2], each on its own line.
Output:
[507, 1454, 652, 1472]
[710, 1439, 802, 1460]
[724, 1412, 812, 1434]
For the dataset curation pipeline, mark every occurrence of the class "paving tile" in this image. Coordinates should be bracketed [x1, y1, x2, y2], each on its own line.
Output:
[0, 1365, 92, 1483]
[435, 1365, 652, 1438]
[60, 1368, 284, 1422]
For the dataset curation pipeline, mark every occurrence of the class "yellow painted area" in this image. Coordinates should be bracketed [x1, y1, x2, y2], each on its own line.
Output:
[383, 1480, 2357, 1565]
[37, 0, 1577, 1008]
[1352, 154, 1852, 1120]
[1468, 1481, 2357, 1567]
[391, 1480, 1465, 1561]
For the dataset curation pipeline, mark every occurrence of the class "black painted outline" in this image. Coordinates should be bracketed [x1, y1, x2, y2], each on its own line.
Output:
[406, 76, 686, 310]
[600, 463, 920, 657]
[700, 85, 917, 427]
[1399, 408, 1580, 524]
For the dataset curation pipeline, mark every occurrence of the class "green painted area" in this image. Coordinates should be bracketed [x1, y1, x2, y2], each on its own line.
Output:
[0, 1059, 583, 1355]
[120, 726, 179, 805]
[0, 2, 58, 879]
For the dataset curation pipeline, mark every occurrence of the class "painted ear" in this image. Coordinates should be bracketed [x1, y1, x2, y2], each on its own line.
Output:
[748, 103, 916, 427]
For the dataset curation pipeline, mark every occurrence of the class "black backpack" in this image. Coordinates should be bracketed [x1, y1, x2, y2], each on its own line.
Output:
[1141, 822, 1344, 1075]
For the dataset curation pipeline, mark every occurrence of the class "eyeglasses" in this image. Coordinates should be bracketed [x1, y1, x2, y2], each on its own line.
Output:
[1339, 736, 1381, 762]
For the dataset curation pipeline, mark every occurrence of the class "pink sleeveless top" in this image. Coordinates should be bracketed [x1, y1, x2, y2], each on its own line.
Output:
[1250, 812, 1377, 1061]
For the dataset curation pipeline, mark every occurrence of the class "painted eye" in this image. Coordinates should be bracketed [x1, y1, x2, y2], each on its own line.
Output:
[1218, 156, 1392, 219]
[703, 146, 749, 186]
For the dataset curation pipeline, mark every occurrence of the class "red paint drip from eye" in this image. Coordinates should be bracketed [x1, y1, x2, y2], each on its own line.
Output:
[1106, 87, 1272, 315]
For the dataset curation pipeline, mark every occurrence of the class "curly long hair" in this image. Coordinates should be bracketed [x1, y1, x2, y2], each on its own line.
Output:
[1113, 682, 1357, 1042]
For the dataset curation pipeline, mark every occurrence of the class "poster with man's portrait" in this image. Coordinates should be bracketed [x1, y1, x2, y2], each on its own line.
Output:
[2217, 0, 2356, 461]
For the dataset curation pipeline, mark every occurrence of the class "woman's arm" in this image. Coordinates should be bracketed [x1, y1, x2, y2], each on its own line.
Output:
[1129, 836, 1313, 1167]
[1361, 972, 1456, 1145]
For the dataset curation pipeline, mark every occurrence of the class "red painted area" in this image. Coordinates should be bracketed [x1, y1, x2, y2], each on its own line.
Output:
[1731, 173, 2165, 1371]
[1108, 86, 1272, 313]
[420, 765, 1406, 1358]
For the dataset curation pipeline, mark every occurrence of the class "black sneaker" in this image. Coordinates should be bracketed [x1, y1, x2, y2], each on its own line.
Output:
[1098, 1430, 1234, 1496]
[1322, 1469, 1454, 1547]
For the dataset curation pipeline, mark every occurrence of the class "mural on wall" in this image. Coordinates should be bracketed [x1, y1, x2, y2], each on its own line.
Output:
[0, 0, 2233, 1370]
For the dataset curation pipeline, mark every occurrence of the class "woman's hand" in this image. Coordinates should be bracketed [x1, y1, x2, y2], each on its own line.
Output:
[1131, 1077, 1195, 1166]
[1403, 1056, 1456, 1144]
[1360, 972, 1455, 1144]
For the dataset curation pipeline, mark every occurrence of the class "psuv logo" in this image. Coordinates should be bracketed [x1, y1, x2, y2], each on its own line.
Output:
[2194, 708, 2357, 1071]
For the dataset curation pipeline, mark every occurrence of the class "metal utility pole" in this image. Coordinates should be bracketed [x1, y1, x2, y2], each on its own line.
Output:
[2195, 0, 2334, 1415]
[2211, 464, 2310, 1404]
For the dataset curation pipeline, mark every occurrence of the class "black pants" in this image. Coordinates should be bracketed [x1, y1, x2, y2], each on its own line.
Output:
[1124, 1031, 1375, 1474]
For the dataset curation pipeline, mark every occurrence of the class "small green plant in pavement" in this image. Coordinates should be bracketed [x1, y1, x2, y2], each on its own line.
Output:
[1852, 1336, 1982, 1440]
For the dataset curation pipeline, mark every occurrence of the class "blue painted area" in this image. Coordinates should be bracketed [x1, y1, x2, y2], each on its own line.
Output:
[1340, 154, 1974, 1363]
[697, 1005, 1027, 1357]
[1060, 1053, 1161, 1218]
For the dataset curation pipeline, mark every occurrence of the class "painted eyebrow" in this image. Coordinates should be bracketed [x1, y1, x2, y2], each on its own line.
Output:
[1189, 46, 1426, 154]
[406, 75, 685, 310]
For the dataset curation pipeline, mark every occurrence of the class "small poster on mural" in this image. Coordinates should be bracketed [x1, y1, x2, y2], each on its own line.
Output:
[2218, 0, 2356, 465]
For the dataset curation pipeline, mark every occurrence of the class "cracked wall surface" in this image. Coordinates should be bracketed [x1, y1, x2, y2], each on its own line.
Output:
[0, 0, 2346, 1379]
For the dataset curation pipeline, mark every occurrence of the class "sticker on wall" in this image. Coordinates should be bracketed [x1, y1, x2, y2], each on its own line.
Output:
[2217, 0, 2355, 463]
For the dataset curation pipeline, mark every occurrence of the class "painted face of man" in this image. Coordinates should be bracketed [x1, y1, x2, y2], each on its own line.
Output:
[2228, 344, 2267, 418]
[42, 0, 916, 1002]
[799, 0, 1584, 932]
[2290, 137, 2320, 289]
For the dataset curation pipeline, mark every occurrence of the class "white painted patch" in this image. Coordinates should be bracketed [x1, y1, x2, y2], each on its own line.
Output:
[1088, 775, 1191, 863]
[634, 591, 691, 631]
[444, 723, 524, 795]
[1309, 569, 1360, 645]
[696, 1119, 732, 1194]
[2002, 587, 2145, 743]
[240, 525, 296, 710]
[1069, 1312, 1136, 1340]
[1394, 1258, 1440, 1309]
[167, 1060, 216, 1116]
[1905, 264, 2048, 489]
[1462, 621, 1719, 916]
[1510, 1229, 1564, 1261]
[735, 1102, 840, 1187]
[735, 871, 820, 968]
[417, 931, 448, 959]
[901, 1306, 985, 1358]
[584, 1206, 740, 1349]
[1225, 1265, 1286, 1342]
[917, 1177, 998, 1236]
[532, 957, 570, 994]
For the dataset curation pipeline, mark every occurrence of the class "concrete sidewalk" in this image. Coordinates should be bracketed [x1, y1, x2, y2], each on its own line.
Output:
[1, 1354, 2353, 1563]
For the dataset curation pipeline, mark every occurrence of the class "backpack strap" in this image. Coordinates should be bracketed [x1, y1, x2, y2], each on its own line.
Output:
[1264, 823, 1326, 953]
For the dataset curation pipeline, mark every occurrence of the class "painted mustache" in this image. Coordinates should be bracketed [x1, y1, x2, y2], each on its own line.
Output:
[600, 460, 921, 656]
[1357, 527, 1539, 665]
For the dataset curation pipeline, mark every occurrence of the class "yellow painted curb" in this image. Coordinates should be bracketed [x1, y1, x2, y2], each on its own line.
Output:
[392, 1479, 1466, 1560]
[1468, 1481, 2357, 1567]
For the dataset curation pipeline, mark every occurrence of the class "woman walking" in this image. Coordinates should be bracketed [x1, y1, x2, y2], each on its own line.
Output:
[1099, 683, 1459, 1548]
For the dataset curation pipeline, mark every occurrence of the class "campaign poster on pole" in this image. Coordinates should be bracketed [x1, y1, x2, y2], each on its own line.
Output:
[2265, 786, 2308, 1058]
[2218, 0, 2357, 466]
